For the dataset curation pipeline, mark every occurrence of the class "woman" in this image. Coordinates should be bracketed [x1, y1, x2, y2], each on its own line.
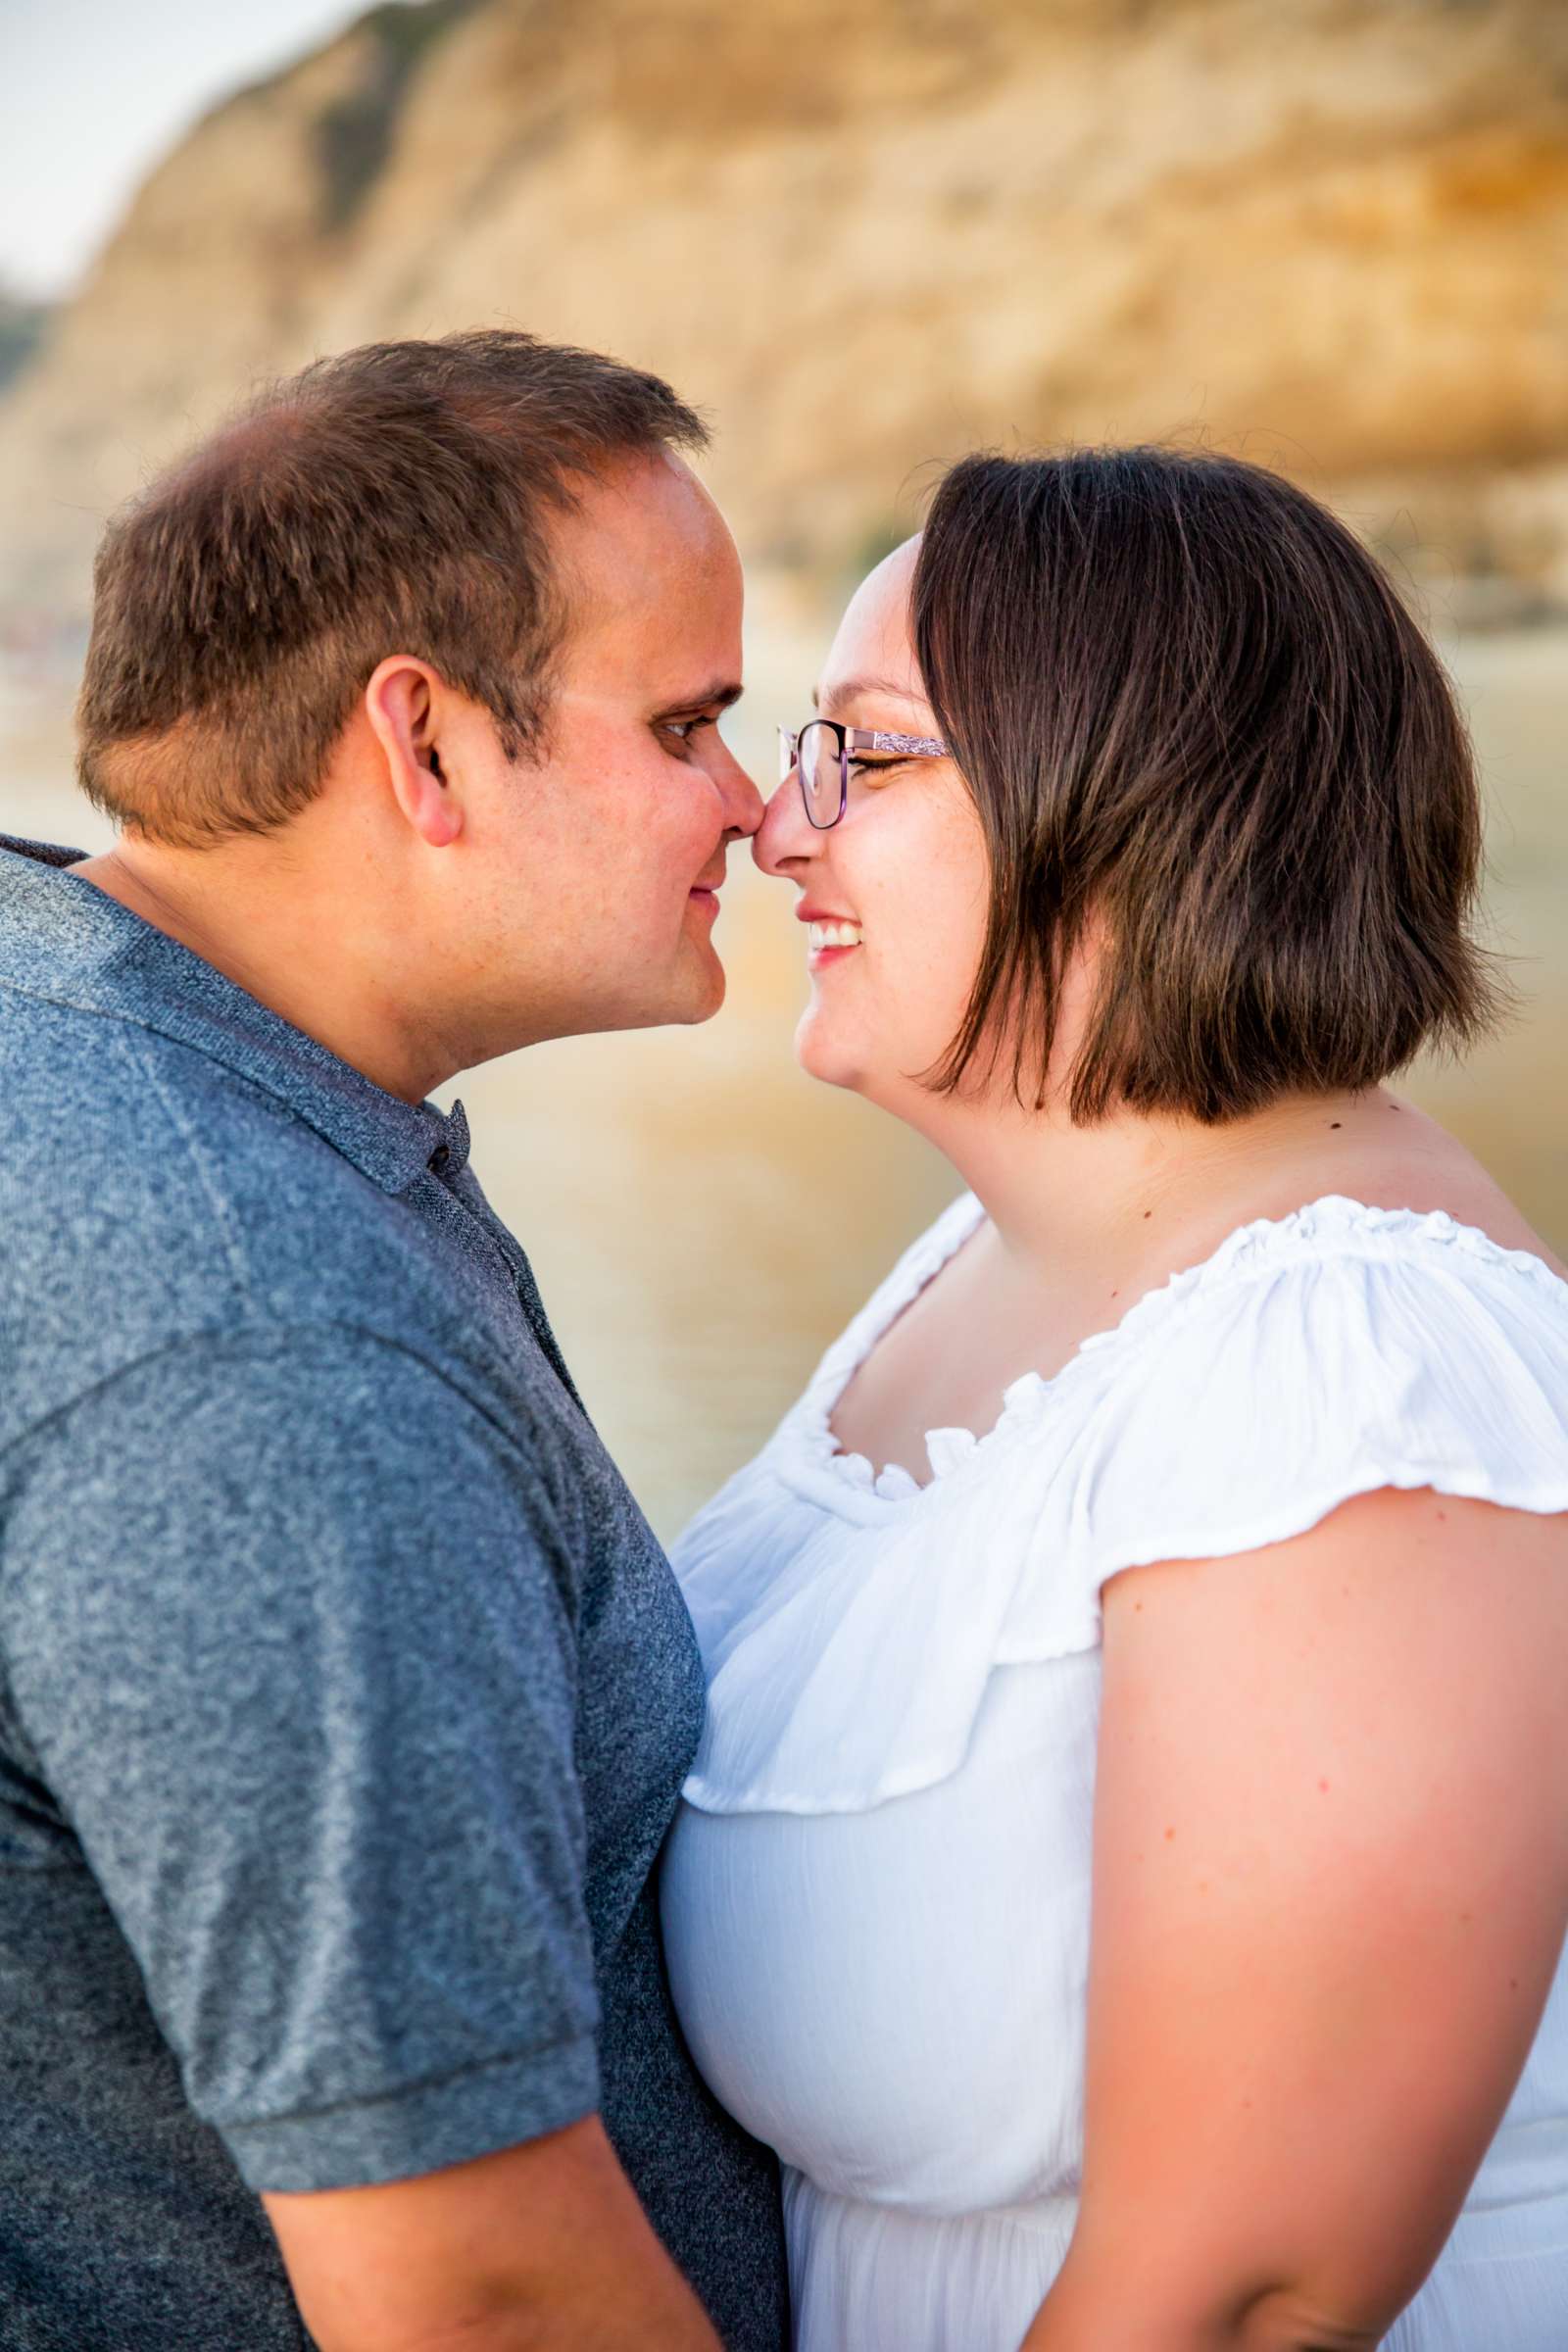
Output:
[659, 449, 1568, 2351]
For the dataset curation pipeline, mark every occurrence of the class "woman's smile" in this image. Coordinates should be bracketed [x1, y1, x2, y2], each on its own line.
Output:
[798, 904, 864, 968]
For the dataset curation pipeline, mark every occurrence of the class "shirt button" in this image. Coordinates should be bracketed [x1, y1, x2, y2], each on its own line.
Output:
[428, 1143, 451, 1173]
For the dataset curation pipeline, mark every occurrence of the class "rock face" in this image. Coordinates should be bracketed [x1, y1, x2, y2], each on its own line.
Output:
[2, 0, 1564, 615]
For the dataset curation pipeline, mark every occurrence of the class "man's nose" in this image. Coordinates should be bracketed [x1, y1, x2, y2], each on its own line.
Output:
[753, 773, 818, 878]
[715, 742, 765, 840]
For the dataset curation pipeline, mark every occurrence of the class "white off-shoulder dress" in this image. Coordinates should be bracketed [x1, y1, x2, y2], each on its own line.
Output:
[661, 1194, 1568, 2352]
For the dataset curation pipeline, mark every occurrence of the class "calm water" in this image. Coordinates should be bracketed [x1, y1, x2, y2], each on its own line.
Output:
[5, 619, 1565, 1537]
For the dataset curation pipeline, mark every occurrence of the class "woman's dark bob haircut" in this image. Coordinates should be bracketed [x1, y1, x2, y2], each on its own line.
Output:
[910, 447, 1502, 1123]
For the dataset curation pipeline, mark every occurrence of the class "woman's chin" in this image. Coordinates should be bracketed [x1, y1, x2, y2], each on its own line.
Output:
[794, 1006, 867, 1094]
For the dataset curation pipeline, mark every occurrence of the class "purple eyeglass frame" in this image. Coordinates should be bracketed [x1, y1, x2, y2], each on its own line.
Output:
[778, 719, 951, 829]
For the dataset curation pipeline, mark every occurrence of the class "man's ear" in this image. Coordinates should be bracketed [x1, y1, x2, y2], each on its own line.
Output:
[363, 657, 464, 849]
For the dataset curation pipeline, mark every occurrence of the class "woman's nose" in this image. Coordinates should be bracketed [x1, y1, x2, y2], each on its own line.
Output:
[753, 773, 820, 878]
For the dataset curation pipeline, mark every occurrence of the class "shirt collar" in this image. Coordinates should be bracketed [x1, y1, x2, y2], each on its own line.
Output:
[0, 836, 469, 1195]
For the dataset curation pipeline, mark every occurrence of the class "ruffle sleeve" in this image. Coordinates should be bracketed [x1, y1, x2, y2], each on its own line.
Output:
[678, 1201, 1568, 1817]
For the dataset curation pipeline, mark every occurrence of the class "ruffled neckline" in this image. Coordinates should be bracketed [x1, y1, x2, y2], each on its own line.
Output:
[785, 1191, 1564, 1512]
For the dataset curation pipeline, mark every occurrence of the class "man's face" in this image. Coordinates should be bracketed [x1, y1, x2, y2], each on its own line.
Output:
[443, 452, 760, 1052]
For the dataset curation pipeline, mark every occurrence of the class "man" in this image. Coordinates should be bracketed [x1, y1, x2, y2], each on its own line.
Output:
[0, 331, 789, 2350]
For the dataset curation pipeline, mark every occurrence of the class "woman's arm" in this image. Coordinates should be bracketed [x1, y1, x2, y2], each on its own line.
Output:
[1020, 1488, 1568, 2352]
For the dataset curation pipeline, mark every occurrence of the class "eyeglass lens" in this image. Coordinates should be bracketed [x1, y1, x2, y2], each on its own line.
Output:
[798, 721, 843, 829]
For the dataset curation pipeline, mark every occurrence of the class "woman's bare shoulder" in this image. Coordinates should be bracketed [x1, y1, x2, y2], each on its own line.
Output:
[1245, 1096, 1565, 1282]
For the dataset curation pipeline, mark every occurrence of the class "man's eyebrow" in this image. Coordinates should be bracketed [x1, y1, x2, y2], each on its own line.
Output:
[811, 673, 923, 717]
[657, 678, 744, 713]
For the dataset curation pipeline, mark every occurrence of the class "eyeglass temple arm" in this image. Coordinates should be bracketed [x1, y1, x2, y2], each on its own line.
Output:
[779, 723, 949, 761]
[865, 729, 949, 755]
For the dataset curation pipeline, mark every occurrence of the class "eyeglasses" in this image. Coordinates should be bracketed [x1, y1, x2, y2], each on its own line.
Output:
[778, 719, 950, 830]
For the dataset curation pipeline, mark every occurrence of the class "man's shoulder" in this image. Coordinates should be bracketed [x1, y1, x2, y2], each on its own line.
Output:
[0, 991, 466, 1452]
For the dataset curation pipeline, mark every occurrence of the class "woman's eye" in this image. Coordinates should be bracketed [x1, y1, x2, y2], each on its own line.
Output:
[847, 757, 901, 781]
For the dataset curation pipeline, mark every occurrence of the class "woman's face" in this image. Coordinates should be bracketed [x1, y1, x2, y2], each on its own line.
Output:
[753, 539, 992, 1113]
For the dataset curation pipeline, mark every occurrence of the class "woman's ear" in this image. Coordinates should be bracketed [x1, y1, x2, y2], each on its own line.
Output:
[363, 656, 464, 849]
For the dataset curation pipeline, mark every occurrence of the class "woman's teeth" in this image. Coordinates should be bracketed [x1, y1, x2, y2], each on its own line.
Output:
[808, 921, 862, 951]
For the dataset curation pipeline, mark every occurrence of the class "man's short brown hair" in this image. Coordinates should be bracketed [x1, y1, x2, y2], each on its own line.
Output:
[76, 330, 709, 847]
[911, 447, 1504, 1123]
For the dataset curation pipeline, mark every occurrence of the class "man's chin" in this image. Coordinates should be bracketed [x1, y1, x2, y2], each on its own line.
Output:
[675, 921, 729, 1023]
[612, 953, 727, 1033]
[679, 957, 727, 1025]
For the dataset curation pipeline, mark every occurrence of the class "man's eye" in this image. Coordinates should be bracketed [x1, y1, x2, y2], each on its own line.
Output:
[662, 714, 718, 747]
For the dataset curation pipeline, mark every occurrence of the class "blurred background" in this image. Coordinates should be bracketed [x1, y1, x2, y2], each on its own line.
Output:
[3, 0, 1564, 1534]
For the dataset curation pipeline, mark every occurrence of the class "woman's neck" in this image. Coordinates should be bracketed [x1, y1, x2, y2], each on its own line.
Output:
[908, 1080, 1421, 1289]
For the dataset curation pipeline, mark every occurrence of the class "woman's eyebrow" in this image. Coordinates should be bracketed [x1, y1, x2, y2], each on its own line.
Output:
[812, 674, 923, 717]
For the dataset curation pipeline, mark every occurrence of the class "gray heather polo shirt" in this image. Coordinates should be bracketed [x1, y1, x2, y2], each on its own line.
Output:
[0, 837, 787, 2352]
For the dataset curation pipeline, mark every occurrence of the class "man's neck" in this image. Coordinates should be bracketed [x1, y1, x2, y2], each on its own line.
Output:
[74, 831, 450, 1106]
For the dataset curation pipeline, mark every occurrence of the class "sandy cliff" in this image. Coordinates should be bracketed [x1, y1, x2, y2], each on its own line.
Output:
[1, 0, 1564, 616]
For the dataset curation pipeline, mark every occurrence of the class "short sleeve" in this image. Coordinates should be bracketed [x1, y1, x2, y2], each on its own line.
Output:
[2, 1325, 601, 2191]
[1014, 1223, 1568, 1650]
